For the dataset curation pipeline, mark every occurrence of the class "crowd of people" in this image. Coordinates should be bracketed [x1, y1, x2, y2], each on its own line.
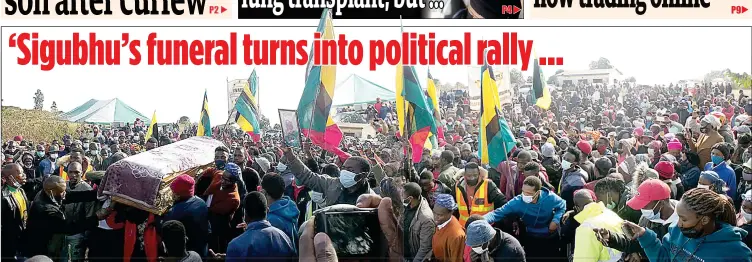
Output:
[2, 81, 752, 262]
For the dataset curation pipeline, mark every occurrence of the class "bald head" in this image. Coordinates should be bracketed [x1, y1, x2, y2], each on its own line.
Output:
[2, 163, 25, 187]
[573, 189, 595, 210]
[2, 163, 21, 177]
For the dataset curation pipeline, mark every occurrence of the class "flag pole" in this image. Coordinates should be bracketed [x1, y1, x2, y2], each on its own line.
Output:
[399, 16, 413, 181]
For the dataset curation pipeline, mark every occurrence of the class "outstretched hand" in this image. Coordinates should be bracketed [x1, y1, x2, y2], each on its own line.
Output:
[299, 194, 403, 262]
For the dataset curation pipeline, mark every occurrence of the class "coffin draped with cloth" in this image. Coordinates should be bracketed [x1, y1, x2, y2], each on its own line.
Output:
[98, 136, 225, 214]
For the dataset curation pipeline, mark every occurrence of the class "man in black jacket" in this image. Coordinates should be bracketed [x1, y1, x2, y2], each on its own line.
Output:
[2, 163, 29, 261]
[24, 175, 109, 259]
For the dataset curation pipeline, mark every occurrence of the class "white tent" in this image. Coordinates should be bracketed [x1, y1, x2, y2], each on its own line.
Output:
[62, 98, 149, 124]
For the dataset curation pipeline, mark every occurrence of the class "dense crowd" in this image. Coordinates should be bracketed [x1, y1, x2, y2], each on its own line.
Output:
[2, 81, 752, 262]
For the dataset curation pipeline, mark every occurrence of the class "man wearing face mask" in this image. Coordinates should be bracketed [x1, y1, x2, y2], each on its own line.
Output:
[686, 115, 724, 168]
[559, 147, 589, 210]
[87, 143, 103, 171]
[464, 218, 525, 262]
[735, 159, 752, 210]
[484, 176, 566, 260]
[282, 147, 374, 207]
[703, 142, 737, 200]
[61, 162, 94, 262]
[401, 182, 435, 262]
[2, 163, 29, 260]
[25, 175, 109, 258]
[454, 163, 506, 226]
[593, 177, 641, 224]
[595, 179, 678, 260]
[623, 188, 752, 261]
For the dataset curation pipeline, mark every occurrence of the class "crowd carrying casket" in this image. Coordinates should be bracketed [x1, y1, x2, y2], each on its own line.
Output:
[99, 136, 225, 214]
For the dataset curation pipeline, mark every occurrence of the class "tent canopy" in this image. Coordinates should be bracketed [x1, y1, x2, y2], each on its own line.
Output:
[62, 98, 149, 124]
[332, 74, 395, 107]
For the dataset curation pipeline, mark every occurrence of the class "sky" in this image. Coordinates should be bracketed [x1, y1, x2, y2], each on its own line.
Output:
[2, 26, 750, 125]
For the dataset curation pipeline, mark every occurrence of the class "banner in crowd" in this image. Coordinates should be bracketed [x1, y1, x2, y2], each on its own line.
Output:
[468, 65, 514, 111]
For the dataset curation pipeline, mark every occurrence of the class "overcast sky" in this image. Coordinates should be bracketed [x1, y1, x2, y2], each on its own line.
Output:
[2, 26, 750, 125]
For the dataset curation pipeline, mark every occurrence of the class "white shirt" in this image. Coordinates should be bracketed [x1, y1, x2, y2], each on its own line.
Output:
[437, 218, 452, 230]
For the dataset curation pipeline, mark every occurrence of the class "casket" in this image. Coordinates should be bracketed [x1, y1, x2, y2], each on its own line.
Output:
[99, 136, 225, 214]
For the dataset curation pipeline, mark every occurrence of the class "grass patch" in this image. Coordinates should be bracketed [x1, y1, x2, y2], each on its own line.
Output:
[2, 106, 80, 143]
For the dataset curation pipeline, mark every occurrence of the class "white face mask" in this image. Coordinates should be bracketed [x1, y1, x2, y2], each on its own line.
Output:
[561, 160, 572, 170]
[743, 210, 752, 222]
[522, 195, 534, 203]
[648, 148, 655, 156]
[276, 163, 287, 172]
[471, 246, 487, 254]
[697, 184, 710, 190]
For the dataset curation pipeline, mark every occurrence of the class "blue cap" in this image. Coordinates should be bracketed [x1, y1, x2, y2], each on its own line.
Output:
[465, 220, 496, 247]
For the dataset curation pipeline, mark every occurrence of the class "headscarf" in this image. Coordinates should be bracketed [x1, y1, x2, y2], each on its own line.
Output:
[434, 194, 457, 211]
[699, 171, 727, 194]
[224, 163, 241, 179]
[702, 115, 721, 129]
[541, 143, 556, 158]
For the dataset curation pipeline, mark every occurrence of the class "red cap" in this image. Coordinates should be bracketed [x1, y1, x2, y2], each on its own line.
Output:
[577, 140, 592, 155]
[627, 179, 671, 210]
[13, 136, 23, 142]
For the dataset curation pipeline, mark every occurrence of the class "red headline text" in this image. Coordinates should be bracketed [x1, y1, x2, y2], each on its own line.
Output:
[6, 32, 552, 71]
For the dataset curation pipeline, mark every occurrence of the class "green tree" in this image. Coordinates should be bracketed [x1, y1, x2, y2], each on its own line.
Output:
[548, 69, 565, 84]
[726, 71, 752, 89]
[510, 68, 524, 85]
[259, 114, 271, 130]
[627, 76, 637, 83]
[33, 89, 44, 110]
[704, 68, 731, 83]
[589, 57, 614, 70]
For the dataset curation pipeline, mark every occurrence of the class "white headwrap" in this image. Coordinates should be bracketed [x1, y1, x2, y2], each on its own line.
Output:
[701, 115, 721, 129]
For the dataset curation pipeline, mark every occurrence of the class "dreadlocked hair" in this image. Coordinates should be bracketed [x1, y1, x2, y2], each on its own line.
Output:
[681, 188, 736, 225]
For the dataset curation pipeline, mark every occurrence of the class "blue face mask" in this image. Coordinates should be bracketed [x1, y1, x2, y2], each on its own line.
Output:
[711, 155, 724, 165]
[215, 160, 226, 170]
[339, 170, 358, 188]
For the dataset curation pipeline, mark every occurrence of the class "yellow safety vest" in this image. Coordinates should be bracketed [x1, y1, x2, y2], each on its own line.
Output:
[456, 179, 493, 227]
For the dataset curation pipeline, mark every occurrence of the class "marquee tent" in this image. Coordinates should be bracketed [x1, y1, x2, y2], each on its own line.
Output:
[62, 98, 149, 124]
[332, 74, 396, 107]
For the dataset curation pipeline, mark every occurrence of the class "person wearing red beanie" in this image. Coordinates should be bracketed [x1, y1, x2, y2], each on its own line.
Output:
[577, 140, 596, 180]
[165, 174, 210, 257]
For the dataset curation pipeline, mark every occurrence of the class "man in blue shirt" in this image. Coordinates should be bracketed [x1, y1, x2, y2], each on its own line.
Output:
[226, 192, 295, 262]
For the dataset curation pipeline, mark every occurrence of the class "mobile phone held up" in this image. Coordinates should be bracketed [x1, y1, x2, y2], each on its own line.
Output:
[314, 206, 386, 260]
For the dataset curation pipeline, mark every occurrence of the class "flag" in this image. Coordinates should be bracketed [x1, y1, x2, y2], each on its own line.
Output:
[398, 65, 438, 163]
[144, 110, 158, 142]
[248, 69, 259, 99]
[197, 90, 212, 137]
[425, 69, 444, 147]
[531, 54, 552, 110]
[478, 51, 516, 168]
[235, 72, 262, 142]
[297, 9, 345, 157]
